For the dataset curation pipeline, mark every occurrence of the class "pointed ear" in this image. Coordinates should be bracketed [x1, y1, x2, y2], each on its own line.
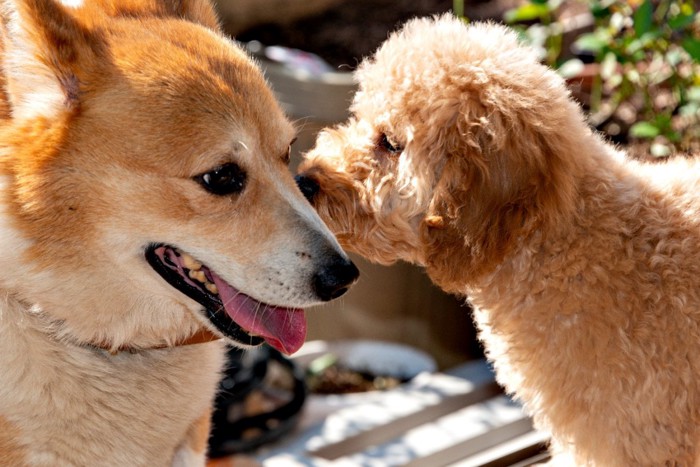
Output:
[1, 0, 94, 120]
[167, 0, 220, 31]
[104, 0, 220, 31]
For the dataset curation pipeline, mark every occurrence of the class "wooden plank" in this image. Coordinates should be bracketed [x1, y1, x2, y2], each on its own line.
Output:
[256, 360, 545, 466]
[448, 429, 550, 467]
[329, 395, 528, 466]
[310, 381, 502, 460]
[406, 418, 537, 467]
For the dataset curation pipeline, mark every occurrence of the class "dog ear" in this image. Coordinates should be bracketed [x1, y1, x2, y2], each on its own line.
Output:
[0, 0, 98, 120]
[418, 149, 517, 294]
[101, 0, 220, 30]
[0, 0, 220, 122]
[418, 97, 577, 293]
[163, 0, 220, 30]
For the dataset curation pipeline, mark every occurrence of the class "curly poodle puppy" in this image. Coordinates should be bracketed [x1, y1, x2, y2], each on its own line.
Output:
[296, 15, 700, 466]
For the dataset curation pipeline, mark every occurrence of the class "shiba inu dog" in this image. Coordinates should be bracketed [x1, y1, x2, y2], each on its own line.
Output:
[0, 0, 358, 465]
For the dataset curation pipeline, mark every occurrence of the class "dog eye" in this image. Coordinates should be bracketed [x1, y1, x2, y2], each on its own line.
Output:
[283, 145, 292, 164]
[378, 133, 402, 154]
[282, 137, 297, 164]
[195, 163, 247, 196]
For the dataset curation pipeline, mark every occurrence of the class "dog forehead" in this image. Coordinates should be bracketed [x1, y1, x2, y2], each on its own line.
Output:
[107, 19, 259, 98]
[90, 20, 293, 157]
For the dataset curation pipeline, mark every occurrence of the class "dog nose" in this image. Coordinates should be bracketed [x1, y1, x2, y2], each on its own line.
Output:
[313, 255, 359, 301]
[295, 174, 320, 202]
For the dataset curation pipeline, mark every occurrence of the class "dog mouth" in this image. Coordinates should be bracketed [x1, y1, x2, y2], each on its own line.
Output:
[145, 244, 306, 354]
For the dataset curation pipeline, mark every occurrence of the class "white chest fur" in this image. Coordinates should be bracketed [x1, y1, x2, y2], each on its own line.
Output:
[0, 299, 225, 467]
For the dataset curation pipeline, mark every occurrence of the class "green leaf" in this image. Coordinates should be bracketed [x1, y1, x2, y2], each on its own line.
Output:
[600, 52, 618, 80]
[666, 130, 681, 143]
[504, 3, 551, 23]
[574, 32, 608, 55]
[630, 121, 660, 138]
[626, 38, 644, 56]
[679, 102, 700, 116]
[308, 353, 338, 375]
[682, 38, 700, 62]
[651, 143, 672, 158]
[653, 114, 673, 131]
[633, 0, 653, 37]
[665, 48, 683, 67]
[590, 0, 614, 19]
[686, 86, 700, 102]
[557, 58, 585, 79]
[668, 12, 695, 31]
[624, 67, 641, 85]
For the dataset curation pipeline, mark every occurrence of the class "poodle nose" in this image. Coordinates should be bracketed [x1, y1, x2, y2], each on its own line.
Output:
[295, 174, 320, 202]
[313, 255, 359, 301]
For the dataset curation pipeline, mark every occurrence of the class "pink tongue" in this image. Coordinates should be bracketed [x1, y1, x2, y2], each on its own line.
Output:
[210, 273, 306, 355]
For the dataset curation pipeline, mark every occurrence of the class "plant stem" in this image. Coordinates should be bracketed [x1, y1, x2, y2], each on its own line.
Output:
[453, 0, 464, 18]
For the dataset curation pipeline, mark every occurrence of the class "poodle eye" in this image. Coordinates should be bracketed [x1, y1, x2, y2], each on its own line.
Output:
[195, 163, 247, 196]
[377, 133, 403, 155]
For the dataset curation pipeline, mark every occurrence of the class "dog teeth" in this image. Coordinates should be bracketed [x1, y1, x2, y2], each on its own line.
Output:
[179, 250, 219, 295]
[181, 253, 202, 271]
[189, 270, 207, 283]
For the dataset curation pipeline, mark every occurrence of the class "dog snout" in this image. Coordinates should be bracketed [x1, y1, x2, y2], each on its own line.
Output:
[295, 174, 320, 203]
[313, 254, 359, 301]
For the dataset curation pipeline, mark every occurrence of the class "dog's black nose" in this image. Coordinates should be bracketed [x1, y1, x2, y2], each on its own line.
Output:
[295, 174, 320, 202]
[313, 256, 359, 301]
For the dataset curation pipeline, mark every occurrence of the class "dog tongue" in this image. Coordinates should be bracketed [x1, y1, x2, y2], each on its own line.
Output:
[210, 274, 306, 355]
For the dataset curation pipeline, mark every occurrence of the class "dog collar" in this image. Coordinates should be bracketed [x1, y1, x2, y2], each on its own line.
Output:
[93, 328, 222, 355]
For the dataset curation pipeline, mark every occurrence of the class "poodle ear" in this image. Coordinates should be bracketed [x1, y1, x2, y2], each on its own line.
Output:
[0, 0, 97, 120]
[418, 102, 574, 293]
[419, 150, 526, 293]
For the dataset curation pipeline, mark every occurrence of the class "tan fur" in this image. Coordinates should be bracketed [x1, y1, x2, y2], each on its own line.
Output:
[0, 416, 27, 466]
[187, 411, 213, 456]
[0, 0, 354, 465]
[173, 409, 215, 466]
[300, 16, 700, 465]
